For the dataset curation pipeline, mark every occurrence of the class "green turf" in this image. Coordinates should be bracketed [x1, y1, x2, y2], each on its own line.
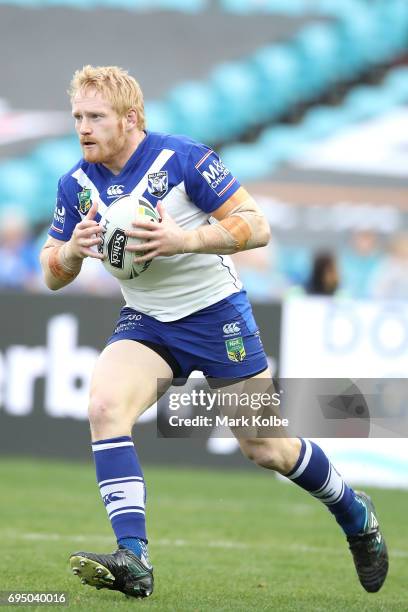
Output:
[0, 458, 406, 611]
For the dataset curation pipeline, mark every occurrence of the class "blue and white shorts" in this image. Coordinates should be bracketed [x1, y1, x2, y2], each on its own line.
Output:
[107, 291, 268, 383]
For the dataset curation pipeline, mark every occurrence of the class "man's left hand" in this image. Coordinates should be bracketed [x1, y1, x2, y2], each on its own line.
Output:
[125, 201, 185, 262]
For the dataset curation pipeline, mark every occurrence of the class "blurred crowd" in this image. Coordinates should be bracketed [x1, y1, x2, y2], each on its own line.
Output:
[2, 204, 408, 302]
[224, 227, 408, 302]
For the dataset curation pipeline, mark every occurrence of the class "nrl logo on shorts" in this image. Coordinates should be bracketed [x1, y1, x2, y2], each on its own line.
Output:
[77, 188, 92, 214]
[225, 337, 246, 363]
[147, 171, 168, 198]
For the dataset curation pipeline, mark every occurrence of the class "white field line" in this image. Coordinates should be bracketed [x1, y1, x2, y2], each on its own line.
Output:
[2, 530, 408, 558]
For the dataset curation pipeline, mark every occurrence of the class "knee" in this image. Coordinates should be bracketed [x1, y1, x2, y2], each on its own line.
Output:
[88, 392, 120, 431]
[241, 438, 300, 473]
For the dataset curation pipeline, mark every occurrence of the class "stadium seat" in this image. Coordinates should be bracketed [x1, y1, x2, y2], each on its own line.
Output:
[0, 159, 43, 222]
[250, 45, 301, 121]
[32, 138, 80, 177]
[209, 62, 260, 139]
[384, 67, 408, 104]
[145, 101, 178, 135]
[343, 86, 399, 122]
[29, 138, 79, 218]
[292, 23, 341, 98]
[374, 0, 408, 59]
[166, 81, 219, 142]
[220, 143, 274, 181]
[313, 0, 359, 19]
[258, 125, 309, 163]
[301, 105, 350, 139]
[336, 7, 381, 76]
[278, 244, 311, 285]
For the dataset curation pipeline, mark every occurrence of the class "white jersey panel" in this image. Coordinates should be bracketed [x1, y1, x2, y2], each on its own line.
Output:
[120, 181, 242, 321]
[51, 132, 245, 321]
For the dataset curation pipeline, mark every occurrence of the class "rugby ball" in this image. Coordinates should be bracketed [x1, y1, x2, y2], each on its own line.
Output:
[98, 195, 159, 280]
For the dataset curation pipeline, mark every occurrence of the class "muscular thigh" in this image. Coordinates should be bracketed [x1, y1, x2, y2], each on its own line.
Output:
[90, 339, 173, 423]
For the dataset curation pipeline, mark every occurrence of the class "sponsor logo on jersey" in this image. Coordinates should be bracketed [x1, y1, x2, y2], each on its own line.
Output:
[77, 187, 92, 214]
[51, 202, 66, 233]
[103, 491, 125, 506]
[195, 151, 236, 197]
[107, 184, 124, 197]
[148, 171, 168, 198]
[107, 229, 127, 269]
[225, 337, 246, 363]
[223, 322, 241, 336]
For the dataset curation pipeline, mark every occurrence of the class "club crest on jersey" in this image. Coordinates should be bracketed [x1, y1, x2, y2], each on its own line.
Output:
[77, 188, 92, 214]
[148, 171, 168, 198]
[225, 337, 246, 363]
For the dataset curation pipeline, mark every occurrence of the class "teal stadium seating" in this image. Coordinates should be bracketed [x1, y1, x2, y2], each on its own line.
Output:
[384, 67, 408, 103]
[209, 62, 260, 138]
[343, 86, 401, 122]
[292, 23, 342, 98]
[258, 125, 309, 164]
[156, 2, 407, 142]
[220, 66, 408, 179]
[30, 139, 80, 217]
[0, 0, 407, 220]
[250, 45, 301, 121]
[0, 160, 43, 222]
[166, 81, 220, 142]
[144, 101, 178, 135]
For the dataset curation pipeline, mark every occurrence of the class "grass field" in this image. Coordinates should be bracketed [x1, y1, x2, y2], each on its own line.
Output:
[0, 458, 406, 611]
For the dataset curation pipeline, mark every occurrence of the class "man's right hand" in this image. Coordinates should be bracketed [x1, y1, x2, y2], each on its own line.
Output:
[65, 200, 105, 261]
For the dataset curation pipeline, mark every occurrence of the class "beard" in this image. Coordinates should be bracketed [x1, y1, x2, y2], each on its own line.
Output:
[82, 122, 126, 165]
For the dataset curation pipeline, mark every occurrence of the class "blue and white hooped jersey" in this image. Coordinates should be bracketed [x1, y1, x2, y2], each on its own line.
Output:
[49, 131, 243, 321]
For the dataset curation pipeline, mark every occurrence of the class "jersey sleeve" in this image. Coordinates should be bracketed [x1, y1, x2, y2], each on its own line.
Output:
[184, 143, 241, 214]
[48, 178, 81, 241]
